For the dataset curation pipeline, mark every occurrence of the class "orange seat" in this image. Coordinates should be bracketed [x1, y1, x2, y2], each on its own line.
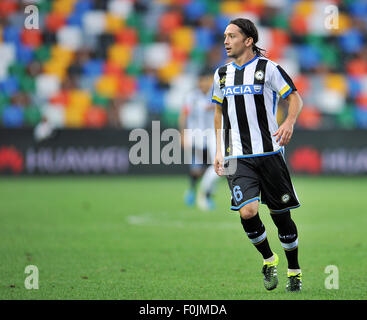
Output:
[356, 93, 367, 109]
[21, 29, 42, 48]
[159, 11, 183, 35]
[115, 28, 138, 47]
[0, 0, 18, 18]
[45, 12, 66, 32]
[49, 90, 69, 106]
[290, 14, 308, 35]
[103, 61, 122, 76]
[85, 107, 108, 128]
[297, 106, 321, 129]
[118, 74, 136, 99]
[347, 59, 367, 77]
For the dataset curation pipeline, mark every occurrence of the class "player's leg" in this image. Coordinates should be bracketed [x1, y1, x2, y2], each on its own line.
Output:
[239, 201, 273, 260]
[185, 147, 204, 206]
[227, 158, 278, 290]
[239, 201, 279, 290]
[270, 210, 302, 291]
[258, 152, 302, 291]
[197, 141, 219, 211]
[197, 165, 218, 210]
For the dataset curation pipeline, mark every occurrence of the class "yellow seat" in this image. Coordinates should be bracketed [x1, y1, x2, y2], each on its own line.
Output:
[171, 27, 194, 53]
[220, 1, 243, 15]
[53, 0, 77, 16]
[43, 59, 67, 80]
[330, 13, 351, 35]
[107, 43, 132, 68]
[324, 74, 347, 96]
[105, 13, 125, 34]
[158, 61, 183, 83]
[51, 45, 75, 66]
[294, 0, 314, 17]
[65, 106, 86, 128]
[67, 90, 92, 111]
[95, 74, 119, 98]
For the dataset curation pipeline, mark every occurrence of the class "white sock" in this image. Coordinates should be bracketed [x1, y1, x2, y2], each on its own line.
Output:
[199, 165, 219, 196]
[264, 255, 275, 263]
[288, 268, 301, 274]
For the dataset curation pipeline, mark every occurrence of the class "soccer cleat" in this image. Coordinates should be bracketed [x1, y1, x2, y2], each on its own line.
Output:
[184, 189, 196, 207]
[286, 272, 302, 292]
[261, 253, 279, 290]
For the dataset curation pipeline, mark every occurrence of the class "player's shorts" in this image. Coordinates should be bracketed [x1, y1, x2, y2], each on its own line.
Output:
[225, 152, 300, 213]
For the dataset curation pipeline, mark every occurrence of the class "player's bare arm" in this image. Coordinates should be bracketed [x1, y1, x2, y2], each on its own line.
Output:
[273, 91, 303, 146]
[214, 104, 224, 176]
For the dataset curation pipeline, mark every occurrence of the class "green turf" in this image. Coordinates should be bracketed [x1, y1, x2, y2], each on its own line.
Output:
[0, 176, 366, 300]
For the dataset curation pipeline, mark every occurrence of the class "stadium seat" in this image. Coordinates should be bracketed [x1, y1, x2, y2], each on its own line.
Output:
[42, 103, 65, 128]
[2, 105, 24, 128]
[85, 106, 108, 128]
[0, 0, 366, 129]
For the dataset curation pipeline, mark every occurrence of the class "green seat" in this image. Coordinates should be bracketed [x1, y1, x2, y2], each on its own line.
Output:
[8, 63, 26, 78]
[24, 106, 42, 127]
[34, 45, 51, 62]
[126, 12, 142, 28]
[138, 29, 155, 45]
[19, 75, 36, 93]
[126, 62, 142, 76]
[270, 14, 289, 30]
[190, 48, 206, 65]
[162, 109, 179, 128]
[92, 93, 110, 109]
[38, 0, 52, 13]
[336, 104, 355, 129]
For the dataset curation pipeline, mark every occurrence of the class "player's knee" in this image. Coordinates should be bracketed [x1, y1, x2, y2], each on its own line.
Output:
[239, 201, 258, 220]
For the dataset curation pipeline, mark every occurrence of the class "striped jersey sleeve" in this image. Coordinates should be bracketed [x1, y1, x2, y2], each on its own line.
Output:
[268, 63, 297, 99]
[211, 68, 224, 106]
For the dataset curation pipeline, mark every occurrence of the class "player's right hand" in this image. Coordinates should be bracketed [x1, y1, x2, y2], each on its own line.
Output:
[214, 152, 224, 176]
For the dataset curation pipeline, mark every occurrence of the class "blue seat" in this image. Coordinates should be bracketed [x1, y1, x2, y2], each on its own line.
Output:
[2, 106, 24, 128]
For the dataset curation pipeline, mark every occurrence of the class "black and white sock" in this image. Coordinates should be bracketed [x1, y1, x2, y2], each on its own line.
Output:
[271, 210, 300, 271]
[240, 213, 273, 260]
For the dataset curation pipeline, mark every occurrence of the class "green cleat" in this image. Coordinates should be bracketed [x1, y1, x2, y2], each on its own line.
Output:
[286, 272, 302, 292]
[261, 253, 279, 291]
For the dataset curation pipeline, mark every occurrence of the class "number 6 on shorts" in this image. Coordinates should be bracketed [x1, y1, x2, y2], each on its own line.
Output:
[233, 185, 243, 202]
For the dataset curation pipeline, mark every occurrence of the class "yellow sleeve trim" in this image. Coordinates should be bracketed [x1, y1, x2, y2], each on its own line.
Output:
[279, 84, 291, 97]
[212, 96, 223, 104]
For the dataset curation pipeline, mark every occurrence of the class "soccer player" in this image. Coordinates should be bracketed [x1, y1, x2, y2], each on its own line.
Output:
[179, 69, 219, 211]
[212, 18, 304, 292]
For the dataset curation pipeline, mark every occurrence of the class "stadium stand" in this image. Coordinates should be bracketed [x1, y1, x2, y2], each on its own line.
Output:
[0, 0, 367, 129]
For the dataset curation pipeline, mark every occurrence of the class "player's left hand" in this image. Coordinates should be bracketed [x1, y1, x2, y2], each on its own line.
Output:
[273, 120, 294, 146]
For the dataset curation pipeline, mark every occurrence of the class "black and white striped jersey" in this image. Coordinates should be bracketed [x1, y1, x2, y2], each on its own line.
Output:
[211, 55, 297, 159]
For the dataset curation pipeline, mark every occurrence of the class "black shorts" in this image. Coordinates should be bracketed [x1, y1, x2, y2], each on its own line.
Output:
[225, 152, 300, 213]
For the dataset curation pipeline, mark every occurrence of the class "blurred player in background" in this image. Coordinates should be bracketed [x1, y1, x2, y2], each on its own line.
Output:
[213, 18, 303, 292]
[179, 69, 219, 211]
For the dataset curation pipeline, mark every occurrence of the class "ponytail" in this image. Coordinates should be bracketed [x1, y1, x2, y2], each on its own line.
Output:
[252, 44, 266, 57]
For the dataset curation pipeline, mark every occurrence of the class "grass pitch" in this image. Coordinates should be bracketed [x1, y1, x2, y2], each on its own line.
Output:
[0, 175, 366, 300]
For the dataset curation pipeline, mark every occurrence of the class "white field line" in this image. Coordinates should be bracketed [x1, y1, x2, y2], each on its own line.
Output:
[126, 212, 238, 230]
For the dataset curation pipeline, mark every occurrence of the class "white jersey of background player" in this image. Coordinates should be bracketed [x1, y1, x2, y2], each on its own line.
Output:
[179, 70, 219, 211]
